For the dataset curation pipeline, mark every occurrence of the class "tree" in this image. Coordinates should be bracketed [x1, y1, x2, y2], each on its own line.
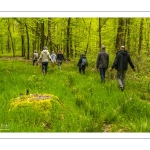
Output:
[138, 18, 144, 54]
[115, 18, 125, 51]
[66, 18, 71, 58]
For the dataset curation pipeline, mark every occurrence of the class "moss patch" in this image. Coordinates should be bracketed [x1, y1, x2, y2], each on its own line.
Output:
[9, 94, 65, 130]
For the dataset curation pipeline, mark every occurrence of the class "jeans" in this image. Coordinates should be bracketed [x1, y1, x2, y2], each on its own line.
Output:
[116, 70, 126, 88]
[42, 62, 48, 74]
[57, 61, 62, 69]
[99, 68, 106, 82]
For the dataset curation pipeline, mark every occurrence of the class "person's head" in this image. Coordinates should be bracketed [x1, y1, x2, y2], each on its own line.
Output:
[101, 45, 105, 50]
[58, 50, 62, 54]
[120, 46, 125, 50]
[81, 53, 85, 57]
[43, 46, 48, 50]
[34, 50, 37, 53]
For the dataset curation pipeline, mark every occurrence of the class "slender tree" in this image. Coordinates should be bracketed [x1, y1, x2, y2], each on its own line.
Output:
[41, 20, 44, 50]
[138, 18, 144, 54]
[115, 18, 125, 51]
[66, 18, 71, 57]
[25, 23, 30, 59]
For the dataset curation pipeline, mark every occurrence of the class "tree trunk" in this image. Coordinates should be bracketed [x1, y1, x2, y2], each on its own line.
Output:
[48, 18, 53, 52]
[41, 21, 44, 50]
[8, 22, 15, 57]
[126, 18, 131, 51]
[66, 18, 71, 58]
[21, 35, 25, 57]
[98, 18, 101, 50]
[138, 18, 144, 54]
[85, 20, 92, 55]
[25, 23, 30, 59]
[115, 18, 125, 51]
[7, 19, 11, 53]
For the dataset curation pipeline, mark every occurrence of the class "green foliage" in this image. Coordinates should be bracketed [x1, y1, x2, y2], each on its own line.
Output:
[0, 57, 150, 132]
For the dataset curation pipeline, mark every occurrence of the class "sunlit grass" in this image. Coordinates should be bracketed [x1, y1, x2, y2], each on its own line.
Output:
[1, 58, 150, 132]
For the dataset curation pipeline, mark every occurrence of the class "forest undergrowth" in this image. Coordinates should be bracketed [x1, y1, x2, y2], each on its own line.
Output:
[0, 57, 150, 132]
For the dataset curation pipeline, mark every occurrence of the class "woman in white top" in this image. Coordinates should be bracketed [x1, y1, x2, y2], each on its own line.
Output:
[36, 46, 51, 75]
[50, 51, 57, 67]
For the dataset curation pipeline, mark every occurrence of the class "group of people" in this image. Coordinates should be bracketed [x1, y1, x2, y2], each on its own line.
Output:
[96, 45, 135, 91]
[76, 45, 135, 91]
[33, 45, 136, 91]
[32, 46, 66, 75]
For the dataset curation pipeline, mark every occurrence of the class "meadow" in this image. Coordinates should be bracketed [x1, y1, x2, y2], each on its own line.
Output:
[0, 56, 150, 132]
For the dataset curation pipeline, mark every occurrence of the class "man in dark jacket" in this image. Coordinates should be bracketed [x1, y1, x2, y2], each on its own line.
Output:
[110, 46, 135, 91]
[96, 46, 109, 82]
[56, 50, 66, 69]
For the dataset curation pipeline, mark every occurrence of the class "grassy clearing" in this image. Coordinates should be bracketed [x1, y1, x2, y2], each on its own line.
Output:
[1, 57, 150, 132]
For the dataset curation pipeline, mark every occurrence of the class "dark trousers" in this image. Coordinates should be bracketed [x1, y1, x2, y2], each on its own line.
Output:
[79, 66, 86, 74]
[42, 62, 48, 74]
[33, 59, 37, 65]
[99, 68, 106, 82]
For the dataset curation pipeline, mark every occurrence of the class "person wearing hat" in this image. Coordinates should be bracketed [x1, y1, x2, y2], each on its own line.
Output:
[110, 45, 135, 91]
[32, 50, 39, 65]
[36, 46, 52, 75]
[96, 45, 109, 83]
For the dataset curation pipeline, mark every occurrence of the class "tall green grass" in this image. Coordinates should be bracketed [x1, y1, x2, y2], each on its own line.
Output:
[1, 58, 150, 132]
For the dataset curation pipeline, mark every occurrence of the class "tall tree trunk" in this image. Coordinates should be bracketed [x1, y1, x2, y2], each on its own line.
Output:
[48, 18, 53, 52]
[126, 18, 131, 51]
[98, 18, 101, 50]
[138, 18, 144, 54]
[8, 22, 15, 57]
[85, 20, 92, 55]
[32, 22, 37, 51]
[41, 21, 44, 50]
[115, 18, 125, 51]
[7, 19, 11, 52]
[25, 23, 30, 59]
[66, 18, 71, 58]
[70, 28, 73, 58]
[21, 35, 25, 57]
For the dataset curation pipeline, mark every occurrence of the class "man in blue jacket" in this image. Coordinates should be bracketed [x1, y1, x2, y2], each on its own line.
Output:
[110, 46, 135, 91]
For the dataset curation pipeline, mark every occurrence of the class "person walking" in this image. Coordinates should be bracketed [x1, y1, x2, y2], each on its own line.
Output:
[36, 46, 52, 75]
[110, 46, 135, 91]
[77, 54, 88, 75]
[56, 50, 66, 69]
[32, 50, 39, 65]
[50, 51, 57, 67]
[96, 46, 109, 83]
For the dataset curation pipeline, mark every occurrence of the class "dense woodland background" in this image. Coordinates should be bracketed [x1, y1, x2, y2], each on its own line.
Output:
[0, 18, 148, 60]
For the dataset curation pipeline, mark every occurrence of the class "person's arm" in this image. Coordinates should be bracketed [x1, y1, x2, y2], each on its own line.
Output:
[77, 58, 81, 67]
[110, 54, 118, 71]
[128, 55, 135, 71]
[63, 54, 67, 61]
[107, 54, 109, 69]
[36, 53, 42, 63]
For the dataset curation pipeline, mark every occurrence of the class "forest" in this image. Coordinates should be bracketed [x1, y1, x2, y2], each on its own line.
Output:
[0, 17, 150, 132]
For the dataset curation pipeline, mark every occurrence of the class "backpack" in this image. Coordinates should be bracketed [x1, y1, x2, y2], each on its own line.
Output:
[81, 58, 87, 66]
